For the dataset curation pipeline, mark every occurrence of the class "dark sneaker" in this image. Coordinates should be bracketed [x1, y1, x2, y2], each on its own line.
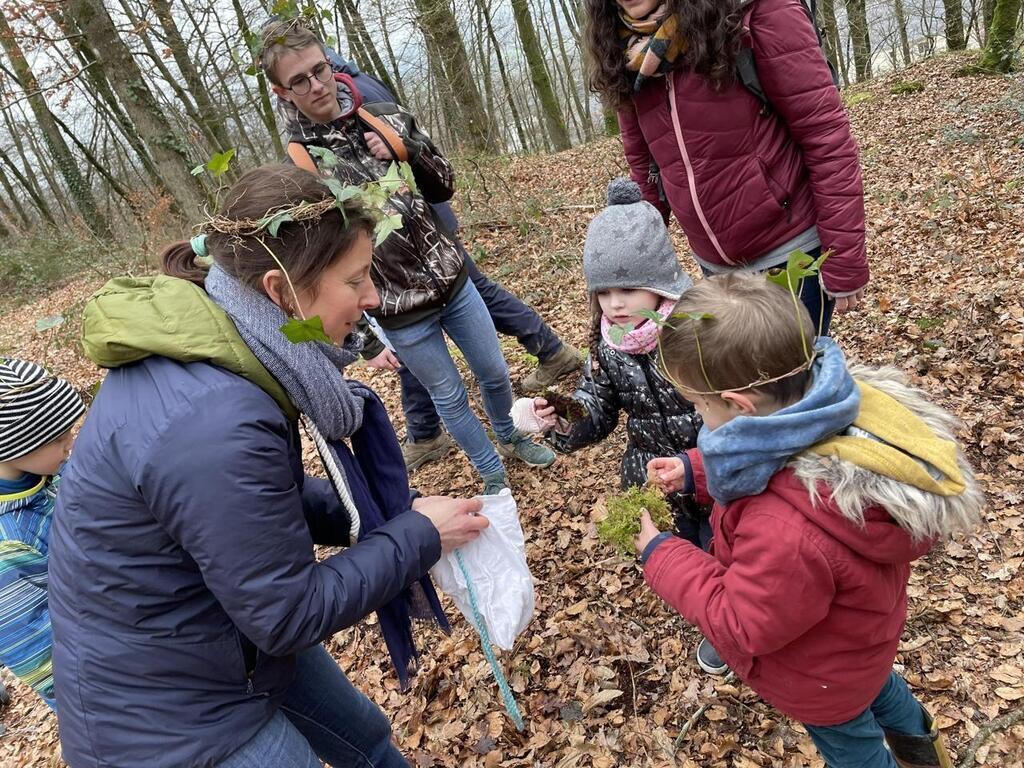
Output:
[696, 637, 730, 675]
[482, 472, 509, 496]
[521, 343, 583, 393]
[497, 433, 556, 468]
[401, 432, 453, 471]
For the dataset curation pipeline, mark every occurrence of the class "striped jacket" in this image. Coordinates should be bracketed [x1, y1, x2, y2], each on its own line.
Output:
[0, 473, 57, 709]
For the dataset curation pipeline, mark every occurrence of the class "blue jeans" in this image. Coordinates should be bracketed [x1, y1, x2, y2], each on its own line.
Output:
[401, 253, 562, 442]
[796, 248, 836, 337]
[218, 646, 406, 767]
[804, 672, 928, 768]
[386, 280, 514, 477]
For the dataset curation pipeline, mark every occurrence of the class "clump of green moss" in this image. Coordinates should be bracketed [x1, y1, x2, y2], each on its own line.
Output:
[889, 80, 925, 95]
[596, 486, 673, 555]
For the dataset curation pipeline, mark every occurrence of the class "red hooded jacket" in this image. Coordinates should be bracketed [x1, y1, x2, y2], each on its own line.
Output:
[644, 449, 932, 726]
[618, 0, 868, 295]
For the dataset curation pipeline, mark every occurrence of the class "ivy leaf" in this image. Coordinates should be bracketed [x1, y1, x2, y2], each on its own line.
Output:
[271, 0, 298, 17]
[280, 316, 332, 344]
[398, 161, 418, 193]
[766, 249, 826, 289]
[635, 308, 668, 326]
[190, 164, 205, 176]
[606, 323, 633, 345]
[265, 212, 294, 237]
[377, 162, 406, 195]
[307, 146, 339, 170]
[322, 177, 361, 204]
[35, 314, 65, 332]
[374, 213, 404, 245]
[206, 148, 236, 178]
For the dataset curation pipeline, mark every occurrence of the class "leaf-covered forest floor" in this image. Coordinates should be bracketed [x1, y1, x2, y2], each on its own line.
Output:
[1, 55, 1022, 767]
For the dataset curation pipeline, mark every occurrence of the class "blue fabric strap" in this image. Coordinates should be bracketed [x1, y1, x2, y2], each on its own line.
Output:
[454, 549, 524, 730]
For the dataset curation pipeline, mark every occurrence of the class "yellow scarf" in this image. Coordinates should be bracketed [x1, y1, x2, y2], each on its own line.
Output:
[619, 5, 686, 88]
[809, 382, 966, 497]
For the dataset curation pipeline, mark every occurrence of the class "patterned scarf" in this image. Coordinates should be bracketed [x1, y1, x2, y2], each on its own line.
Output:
[601, 298, 675, 355]
[619, 5, 686, 91]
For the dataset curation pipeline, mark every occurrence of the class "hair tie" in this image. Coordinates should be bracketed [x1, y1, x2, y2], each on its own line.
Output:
[190, 234, 208, 257]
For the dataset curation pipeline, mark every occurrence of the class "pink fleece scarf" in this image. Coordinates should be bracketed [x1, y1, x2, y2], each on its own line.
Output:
[601, 298, 676, 354]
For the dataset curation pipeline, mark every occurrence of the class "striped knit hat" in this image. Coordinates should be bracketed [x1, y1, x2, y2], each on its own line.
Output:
[0, 358, 85, 463]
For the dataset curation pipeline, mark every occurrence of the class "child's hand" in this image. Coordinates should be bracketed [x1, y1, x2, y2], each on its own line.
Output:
[511, 397, 560, 433]
[535, 397, 572, 434]
[534, 398, 557, 426]
[647, 456, 687, 494]
[634, 510, 662, 554]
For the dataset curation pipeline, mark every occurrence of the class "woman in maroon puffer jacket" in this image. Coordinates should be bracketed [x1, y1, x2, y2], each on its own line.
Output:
[584, 0, 868, 334]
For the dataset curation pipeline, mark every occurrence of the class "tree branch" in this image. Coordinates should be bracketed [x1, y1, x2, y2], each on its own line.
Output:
[957, 706, 1024, 768]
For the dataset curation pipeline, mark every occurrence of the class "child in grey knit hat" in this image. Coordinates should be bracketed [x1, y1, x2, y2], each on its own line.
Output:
[511, 178, 710, 547]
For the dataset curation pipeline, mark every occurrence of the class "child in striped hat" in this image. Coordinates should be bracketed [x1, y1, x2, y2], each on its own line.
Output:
[0, 357, 85, 711]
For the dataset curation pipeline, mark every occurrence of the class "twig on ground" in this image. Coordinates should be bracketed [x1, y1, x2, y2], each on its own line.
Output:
[957, 705, 1024, 768]
[673, 671, 737, 751]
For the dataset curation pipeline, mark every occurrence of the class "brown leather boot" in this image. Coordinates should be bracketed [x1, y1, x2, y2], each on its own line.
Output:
[521, 343, 583, 393]
[884, 708, 953, 768]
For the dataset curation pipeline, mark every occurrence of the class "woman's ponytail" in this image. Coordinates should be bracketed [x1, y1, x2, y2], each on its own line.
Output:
[159, 240, 209, 287]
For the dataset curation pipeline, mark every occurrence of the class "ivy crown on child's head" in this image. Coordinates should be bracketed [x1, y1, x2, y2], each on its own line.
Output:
[658, 272, 817, 408]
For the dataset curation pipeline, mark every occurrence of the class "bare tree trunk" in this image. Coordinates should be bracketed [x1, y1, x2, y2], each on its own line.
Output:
[411, 0, 499, 153]
[232, 0, 285, 158]
[340, 0, 399, 97]
[50, 7, 163, 185]
[844, 0, 873, 80]
[178, 3, 259, 161]
[476, 0, 529, 151]
[893, 0, 914, 63]
[0, 12, 111, 236]
[67, 0, 205, 216]
[51, 111, 133, 204]
[820, 0, 850, 85]
[546, 0, 594, 140]
[0, 163, 32, 227]
[510, 0, 571, 149]
[372, 0, 408, 103]
[980, 0, 1023, 69]
[0, 150, 56, 225]
[942, 0, 968, 47]
[151, 0, 235, 156]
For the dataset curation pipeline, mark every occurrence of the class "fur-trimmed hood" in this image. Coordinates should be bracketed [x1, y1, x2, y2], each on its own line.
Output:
[790, 364, 983, 547]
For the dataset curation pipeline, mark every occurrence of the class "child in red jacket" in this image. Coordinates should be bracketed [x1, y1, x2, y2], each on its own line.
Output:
[639, 273, 981, 768]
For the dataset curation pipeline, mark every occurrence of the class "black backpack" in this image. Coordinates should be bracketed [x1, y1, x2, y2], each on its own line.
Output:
[736, 0, 841, 114]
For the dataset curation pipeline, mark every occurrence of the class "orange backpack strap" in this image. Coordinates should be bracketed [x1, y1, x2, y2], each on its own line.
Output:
[356, 107, 409, 163]
[287, 141, 319, 174]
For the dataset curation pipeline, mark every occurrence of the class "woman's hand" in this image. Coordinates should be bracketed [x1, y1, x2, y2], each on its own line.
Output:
[366, 349, 401, 371]
[647, 456, 687, 494]
[833, 287, 866, 314]
[413, 496, 488, 553]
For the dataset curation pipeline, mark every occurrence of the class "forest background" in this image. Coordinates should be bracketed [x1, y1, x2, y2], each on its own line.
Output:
[0, 0, 1023, 766]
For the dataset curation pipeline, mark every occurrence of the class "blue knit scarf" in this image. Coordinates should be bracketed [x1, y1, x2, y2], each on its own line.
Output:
[698, 337, 861, 504]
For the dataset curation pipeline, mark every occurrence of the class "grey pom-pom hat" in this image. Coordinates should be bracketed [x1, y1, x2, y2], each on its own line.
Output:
[582, 178, 691, 300]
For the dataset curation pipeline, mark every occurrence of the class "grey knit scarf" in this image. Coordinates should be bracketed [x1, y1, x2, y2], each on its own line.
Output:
[204, 264, 370, 439]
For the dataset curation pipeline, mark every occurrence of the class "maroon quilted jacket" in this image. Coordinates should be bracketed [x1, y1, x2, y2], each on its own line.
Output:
[618, 0, 868, 295]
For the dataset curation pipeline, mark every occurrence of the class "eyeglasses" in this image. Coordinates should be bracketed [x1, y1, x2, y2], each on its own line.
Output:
[284, 61, 333, 96]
